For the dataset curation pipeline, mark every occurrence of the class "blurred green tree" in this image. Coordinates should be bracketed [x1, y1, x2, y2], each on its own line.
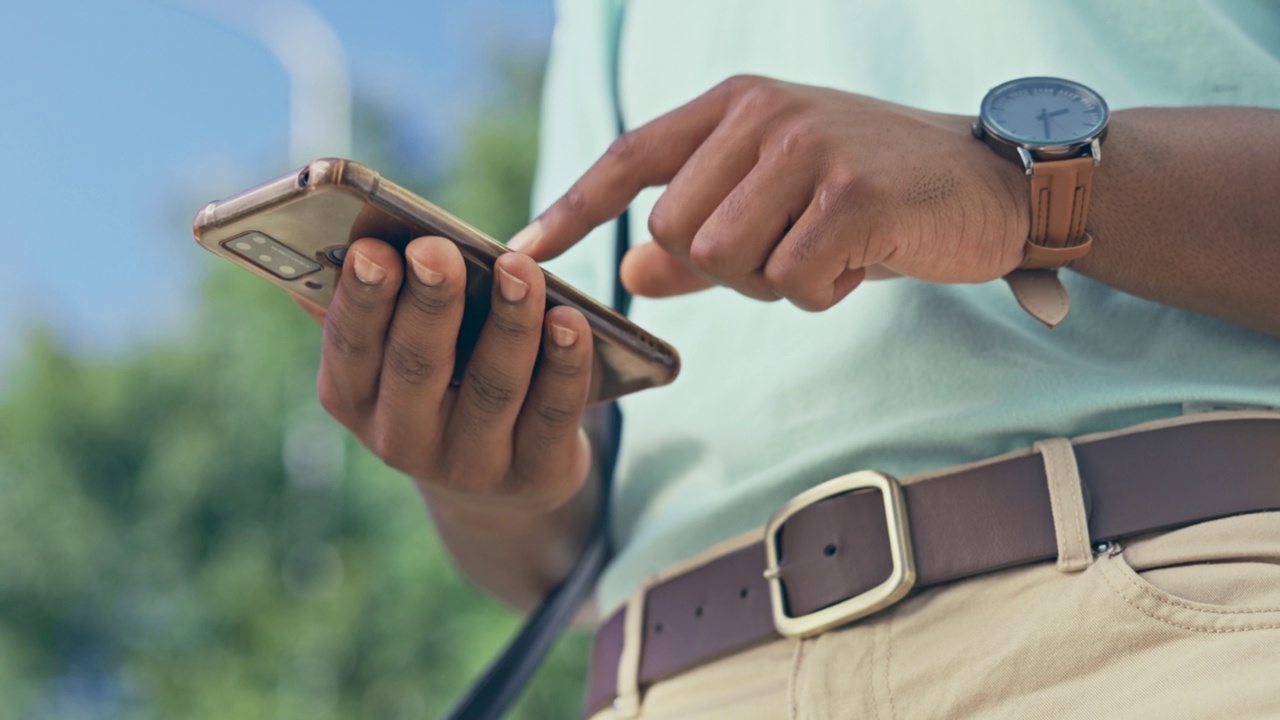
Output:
[0, 49, 589, 720]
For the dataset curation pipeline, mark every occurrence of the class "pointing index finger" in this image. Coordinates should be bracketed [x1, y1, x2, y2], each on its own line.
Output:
[510, 79, 740, 261]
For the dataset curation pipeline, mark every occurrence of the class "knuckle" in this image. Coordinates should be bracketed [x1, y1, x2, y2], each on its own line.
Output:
[384, 336, 437, 386]
[341, 284, 385, 314]
[316, 378, 352, 420]
[646, 202, 680, 244]
[542, 348, 585, 380]
[368, 429, 403, 470]
[765, 263, 826, 312]
[464, 365, 520, 415]
[719, 73, 767, 99]
[688, 237, 730, 276]
[823, 165, 865, 198]
[736, 78, 793, 116]
[738, 83, 776, 113]
[403, 284, 455, 317]
[533, 399, 579, 429]
[488, 307, 536, 337]
[824, 163, 865, 193]
[325, 318, 371, 360]
[777, 117, 821, 157]
[795, 291, 835, 313]
[733, 274, 784, 302]
[763, 259, 800, 298]
[605, 130, 645, 165]
[716, 74, 750, 96]
[561, 182, 591, 217]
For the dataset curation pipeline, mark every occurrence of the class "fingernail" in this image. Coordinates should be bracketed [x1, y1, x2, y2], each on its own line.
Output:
[409, 256, 445, 286]
[507, 219, 544, 252]
[549, 323, 579, 348]
[351, 251, 386, 285]
[497, 266, 529, 303]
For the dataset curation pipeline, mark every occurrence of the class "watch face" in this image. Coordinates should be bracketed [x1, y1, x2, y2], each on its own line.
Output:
[980, 77, 1108, 147]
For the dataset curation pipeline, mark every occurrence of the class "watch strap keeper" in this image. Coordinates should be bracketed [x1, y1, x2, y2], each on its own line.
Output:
[1020, 232, 1093, 270]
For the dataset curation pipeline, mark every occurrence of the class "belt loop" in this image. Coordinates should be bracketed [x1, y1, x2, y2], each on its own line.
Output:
[612, 585, 648, 717]
[1034, 437, 1093, 573]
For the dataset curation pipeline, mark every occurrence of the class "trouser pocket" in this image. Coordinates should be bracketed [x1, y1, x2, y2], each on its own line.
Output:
[1097, 511, 1280, 632]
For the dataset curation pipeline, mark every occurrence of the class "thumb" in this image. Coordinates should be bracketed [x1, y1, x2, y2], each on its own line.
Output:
[619, 241, 715, 298]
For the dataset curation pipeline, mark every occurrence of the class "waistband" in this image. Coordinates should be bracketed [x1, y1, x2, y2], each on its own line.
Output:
[585, 411, 1280, 716]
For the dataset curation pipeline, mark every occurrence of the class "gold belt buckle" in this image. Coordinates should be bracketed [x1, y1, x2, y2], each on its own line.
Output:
[762, 471, 917, 638]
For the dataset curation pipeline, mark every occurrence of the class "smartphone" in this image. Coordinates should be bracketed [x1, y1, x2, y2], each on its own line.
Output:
[193, 158, 680, 404]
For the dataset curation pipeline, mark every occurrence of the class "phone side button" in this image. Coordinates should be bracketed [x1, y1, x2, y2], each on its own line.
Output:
[324, 247, 349, 266]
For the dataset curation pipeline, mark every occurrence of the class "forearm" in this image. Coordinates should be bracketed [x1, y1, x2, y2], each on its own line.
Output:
[1074, 107, 1280, 336]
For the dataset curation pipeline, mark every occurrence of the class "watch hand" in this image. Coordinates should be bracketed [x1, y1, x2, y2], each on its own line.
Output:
[1038, 108, 1052, 139]
[1045, 108, 1074, 136]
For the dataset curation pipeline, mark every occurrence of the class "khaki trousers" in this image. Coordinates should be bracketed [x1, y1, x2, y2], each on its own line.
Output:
[590, 508, 1280, 718]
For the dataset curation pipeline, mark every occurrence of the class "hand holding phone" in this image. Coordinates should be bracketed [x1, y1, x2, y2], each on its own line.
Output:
[194, 159, 678, 405]
[314, 232, 596, 525]
[193, 159, 677, 529]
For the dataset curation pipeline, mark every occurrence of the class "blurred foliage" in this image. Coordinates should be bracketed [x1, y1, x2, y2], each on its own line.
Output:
[0, 50, 591, 719]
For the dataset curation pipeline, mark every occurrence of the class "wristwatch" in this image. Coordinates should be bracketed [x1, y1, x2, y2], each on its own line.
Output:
[972, 77, 1109, 326]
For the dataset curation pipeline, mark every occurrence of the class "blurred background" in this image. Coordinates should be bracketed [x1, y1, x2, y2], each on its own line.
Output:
[0, 1, 591, 718]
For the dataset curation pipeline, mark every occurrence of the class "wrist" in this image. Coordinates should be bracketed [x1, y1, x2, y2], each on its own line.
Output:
[968, 77, 1110, 326]
[420, 457, 595, 537]
[421, 485, 561, 536]
[945, 110, 1033, 266]
[420, 428, 595, 536]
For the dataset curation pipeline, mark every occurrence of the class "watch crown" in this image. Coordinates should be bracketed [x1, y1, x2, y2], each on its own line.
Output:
[970, 119, 984, 140]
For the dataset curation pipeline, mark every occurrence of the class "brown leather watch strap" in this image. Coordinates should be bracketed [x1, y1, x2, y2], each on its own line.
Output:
[1026, 155, 1095, 254]
[1003, 269, 1070, 327]
[585, 414, 1280, 716]
[1005, 155, 1097, 326]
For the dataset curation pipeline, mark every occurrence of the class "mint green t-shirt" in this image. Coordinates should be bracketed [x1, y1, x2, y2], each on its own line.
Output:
[532, 0, 1280, 616]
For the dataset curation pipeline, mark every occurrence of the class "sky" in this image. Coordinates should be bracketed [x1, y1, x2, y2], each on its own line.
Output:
[0, 0, 554, 367]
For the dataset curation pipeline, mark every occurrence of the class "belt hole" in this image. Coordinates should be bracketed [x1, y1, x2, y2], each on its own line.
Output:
[694, 606, 703, 618]
[739, 587, 749, 599]
[654, 622, 663, 635]
[823, 543, 838, 557]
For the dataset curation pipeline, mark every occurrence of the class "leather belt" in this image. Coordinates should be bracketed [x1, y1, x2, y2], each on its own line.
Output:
[585, 414, 1280, 716]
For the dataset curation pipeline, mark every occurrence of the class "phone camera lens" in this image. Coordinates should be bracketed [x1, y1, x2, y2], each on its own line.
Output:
[324, 247, 348, 266]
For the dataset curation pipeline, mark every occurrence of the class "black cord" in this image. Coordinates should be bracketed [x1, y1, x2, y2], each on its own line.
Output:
[440, 402, 621, 720]
[441, 227, 629, 720]
[608, 1, 633, 318]
[441, 5, 631, 717]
